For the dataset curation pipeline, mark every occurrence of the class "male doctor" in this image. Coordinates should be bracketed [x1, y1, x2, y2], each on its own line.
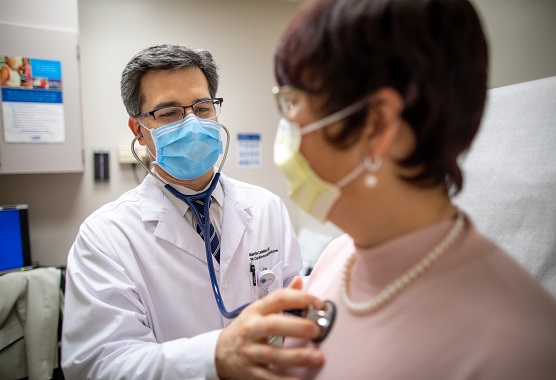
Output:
[61, 44, 324, 380]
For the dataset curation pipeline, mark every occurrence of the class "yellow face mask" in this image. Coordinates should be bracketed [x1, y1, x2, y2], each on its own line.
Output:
[273, 100, 370, 221]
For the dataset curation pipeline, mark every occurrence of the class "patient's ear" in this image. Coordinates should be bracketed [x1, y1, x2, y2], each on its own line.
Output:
[364, 87, 404, 158]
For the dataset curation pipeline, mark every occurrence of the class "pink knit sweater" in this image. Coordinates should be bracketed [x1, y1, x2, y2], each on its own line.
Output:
[279, 215, 556, 379]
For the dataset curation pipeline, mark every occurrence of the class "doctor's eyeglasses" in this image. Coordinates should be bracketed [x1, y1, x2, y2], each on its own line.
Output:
[136, 98, 223, 129]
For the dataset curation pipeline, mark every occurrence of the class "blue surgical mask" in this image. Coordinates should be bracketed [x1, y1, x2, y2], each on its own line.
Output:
[146, 114, 223, 180]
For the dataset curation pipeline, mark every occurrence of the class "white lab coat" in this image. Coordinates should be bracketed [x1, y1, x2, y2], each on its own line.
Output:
[61, 173, 302, 380]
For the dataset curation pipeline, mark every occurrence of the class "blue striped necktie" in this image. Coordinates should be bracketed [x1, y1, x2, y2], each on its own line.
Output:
[192, 199, 220, 264]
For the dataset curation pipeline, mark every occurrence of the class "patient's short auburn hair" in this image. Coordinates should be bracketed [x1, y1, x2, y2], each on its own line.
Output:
[274, 0, 489, 194]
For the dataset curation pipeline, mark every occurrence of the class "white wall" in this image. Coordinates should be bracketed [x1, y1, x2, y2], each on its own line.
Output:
[1, 0, 555, 267]
[0, 0, 78, 32]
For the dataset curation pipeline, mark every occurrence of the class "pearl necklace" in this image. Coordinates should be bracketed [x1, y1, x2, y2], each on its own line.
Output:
[340, 211, 465, 315]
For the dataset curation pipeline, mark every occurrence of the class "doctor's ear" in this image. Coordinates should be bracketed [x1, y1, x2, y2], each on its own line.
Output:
[364, 87, 404, 158]
[128, 117, 146, 146]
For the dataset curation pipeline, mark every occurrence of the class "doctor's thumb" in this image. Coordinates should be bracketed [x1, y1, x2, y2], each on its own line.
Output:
[288, 275, 304, 290]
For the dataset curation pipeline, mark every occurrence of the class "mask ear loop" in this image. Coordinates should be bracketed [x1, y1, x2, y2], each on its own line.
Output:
[131, 132, 165, 185]
[334, 156, 382, 190]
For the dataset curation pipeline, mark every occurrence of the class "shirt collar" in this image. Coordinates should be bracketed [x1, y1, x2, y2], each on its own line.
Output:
[160, 170, 224, 216]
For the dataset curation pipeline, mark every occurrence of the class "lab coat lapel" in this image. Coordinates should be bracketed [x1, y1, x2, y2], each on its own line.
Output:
[138, 175, 211, 265]
[219, 175, 253, 277]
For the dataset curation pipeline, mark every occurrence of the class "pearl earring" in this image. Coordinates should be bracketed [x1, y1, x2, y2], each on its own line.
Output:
[364, 174, 377, 188]
[363, 157, 382, 188]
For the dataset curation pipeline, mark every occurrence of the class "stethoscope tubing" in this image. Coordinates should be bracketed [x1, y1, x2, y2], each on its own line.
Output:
[164, 174, 249, 319]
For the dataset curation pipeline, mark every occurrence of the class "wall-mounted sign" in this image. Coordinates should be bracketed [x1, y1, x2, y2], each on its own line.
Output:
[237, 133, 261, 169]
[1, 55, 65, 143]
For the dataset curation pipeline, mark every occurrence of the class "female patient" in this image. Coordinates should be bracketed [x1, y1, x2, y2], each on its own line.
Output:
[272, 0, 556, 378]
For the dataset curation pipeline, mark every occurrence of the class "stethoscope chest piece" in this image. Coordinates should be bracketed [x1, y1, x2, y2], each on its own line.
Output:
[305, 300, 337, 343]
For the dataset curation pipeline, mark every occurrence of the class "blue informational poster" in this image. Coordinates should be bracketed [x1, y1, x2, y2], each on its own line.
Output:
[1, 55, 65, 143]
[237, 133, 262, 168]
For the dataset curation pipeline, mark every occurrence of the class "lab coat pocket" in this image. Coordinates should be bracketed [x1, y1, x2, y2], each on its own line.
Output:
[254, 261, 283, 300]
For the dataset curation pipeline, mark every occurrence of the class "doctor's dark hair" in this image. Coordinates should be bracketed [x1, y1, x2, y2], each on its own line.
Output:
[274, 0, 488, 194]
[120, 44, 219, 117]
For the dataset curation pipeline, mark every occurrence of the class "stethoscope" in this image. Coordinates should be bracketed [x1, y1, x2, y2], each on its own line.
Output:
[131, 120, 336, 342]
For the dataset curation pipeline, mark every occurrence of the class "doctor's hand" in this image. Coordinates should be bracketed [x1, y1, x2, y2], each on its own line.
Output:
[215, 276, 324, 380]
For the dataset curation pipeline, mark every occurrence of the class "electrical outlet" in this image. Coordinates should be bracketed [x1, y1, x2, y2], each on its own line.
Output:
[119, 145, 148, 164]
